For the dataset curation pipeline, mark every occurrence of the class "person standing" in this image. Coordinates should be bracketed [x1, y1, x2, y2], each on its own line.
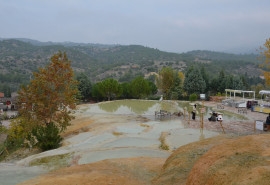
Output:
[265, 113, 270, 131]
[192, 111, 196, 120]
[192, 104, 197, 120]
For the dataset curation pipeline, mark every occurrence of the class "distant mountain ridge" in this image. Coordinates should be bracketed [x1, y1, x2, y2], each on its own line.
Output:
[0, 37, 259, 54]
[0, 37, 119, 48]
[0, 38, 262, 91]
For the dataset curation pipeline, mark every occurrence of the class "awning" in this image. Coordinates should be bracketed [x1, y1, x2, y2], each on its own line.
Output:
[225, 89, 255, 100]
[259, 90, 270, 95]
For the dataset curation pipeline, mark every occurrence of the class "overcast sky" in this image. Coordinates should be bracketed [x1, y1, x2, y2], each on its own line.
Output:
[0, 0, 269, 53]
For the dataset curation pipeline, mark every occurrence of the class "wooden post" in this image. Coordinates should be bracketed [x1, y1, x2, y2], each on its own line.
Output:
[188, 111, 190, 124]
[201, 112, 204, 129]
[200, 128, 205, 140]
[184, 107, 186, 120]
[219, 120, 225, 133]
[200, 102, 205, 130]
[254, 120, 256, 133]
[202, 101, 204, 127]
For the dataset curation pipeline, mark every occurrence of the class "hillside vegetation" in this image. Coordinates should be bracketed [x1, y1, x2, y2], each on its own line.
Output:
[0, 39, 262, 92]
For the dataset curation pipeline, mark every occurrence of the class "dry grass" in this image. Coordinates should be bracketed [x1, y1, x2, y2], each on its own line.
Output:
[140, 123, 150, 127]
[159, 132, 169, 151]
[112, 131, 123, 136]
[185, 134, 270, 185]
[153, 135, 228, 185]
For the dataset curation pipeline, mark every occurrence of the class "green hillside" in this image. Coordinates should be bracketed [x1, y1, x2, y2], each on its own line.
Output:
[0, 39, 262, 92]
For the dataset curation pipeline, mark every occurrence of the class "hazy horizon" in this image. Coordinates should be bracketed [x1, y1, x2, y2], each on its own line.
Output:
[1, 0, 269, 53]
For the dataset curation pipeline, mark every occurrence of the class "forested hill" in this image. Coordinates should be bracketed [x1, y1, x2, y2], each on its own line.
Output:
[0, 38, 262, 91]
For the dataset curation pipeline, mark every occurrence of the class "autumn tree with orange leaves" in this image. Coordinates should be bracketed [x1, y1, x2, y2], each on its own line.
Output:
[17, 51, 78, 132]
[261, 39, 270, 86]
[9, 51, 79, 150]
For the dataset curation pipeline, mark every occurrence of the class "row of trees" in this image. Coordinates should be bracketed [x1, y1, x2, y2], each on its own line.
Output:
[77, 74, 157, 101]
[76, 65, 264, 102]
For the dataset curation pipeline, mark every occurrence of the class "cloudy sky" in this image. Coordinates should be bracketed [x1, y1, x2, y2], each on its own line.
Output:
[0, 0, 269, 53]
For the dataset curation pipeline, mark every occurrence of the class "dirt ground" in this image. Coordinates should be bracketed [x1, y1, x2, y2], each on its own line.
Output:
[15, 101, 270, 185]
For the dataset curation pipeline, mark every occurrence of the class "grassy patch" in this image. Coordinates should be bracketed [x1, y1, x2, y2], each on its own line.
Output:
[29, 153, 72, 170]
[140, 123, 150, 127]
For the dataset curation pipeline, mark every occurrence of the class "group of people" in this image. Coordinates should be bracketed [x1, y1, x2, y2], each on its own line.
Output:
[191, 104, 223, 122]
[208, 111, 223, 122]
[190, 103, 270, 131]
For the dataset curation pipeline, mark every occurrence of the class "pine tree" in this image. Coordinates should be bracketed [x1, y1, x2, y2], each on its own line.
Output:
[183, 66, 206, 95]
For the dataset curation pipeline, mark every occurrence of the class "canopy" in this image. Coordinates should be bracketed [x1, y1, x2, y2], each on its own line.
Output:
[259, 90, 270, 95]
[242, 90, 255, 100]
[259, 90, 270, 104]
[225, 89, 255, 100]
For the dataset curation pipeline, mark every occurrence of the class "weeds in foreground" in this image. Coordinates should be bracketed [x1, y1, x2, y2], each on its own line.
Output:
[159, 132, 169, 150]
[112, 131, 123, 136]
[29, 153, 72, 170]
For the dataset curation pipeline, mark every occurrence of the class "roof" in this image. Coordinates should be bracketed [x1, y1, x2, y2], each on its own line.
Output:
[225, 89, 255, 100]
[225, 89, 243, 94]
[259, 90, 270, 95]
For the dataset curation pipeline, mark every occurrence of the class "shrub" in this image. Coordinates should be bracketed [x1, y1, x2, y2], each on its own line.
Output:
[0, 112, 9, 120]
[5, 120, 25, 149]
[189, 93, 198, 101]
[32, 122, 63, 151]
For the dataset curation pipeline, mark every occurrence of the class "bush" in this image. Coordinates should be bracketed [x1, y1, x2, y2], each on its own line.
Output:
[32, 122, 63, 151]
[5, 120, 25, 149]
[0, 112, 9, 120]
[189, 93, 198, 101]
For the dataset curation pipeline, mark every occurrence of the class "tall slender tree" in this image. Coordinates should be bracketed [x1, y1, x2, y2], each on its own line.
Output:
[76, 73, 92, 101]
[260, 38, 270, 87]
[183, 66, 206, 95]
[157, 67, 174, 99]
[217, 70, 226, 93]
[200, 66, 210, 92]
[17, 51, 78, 131]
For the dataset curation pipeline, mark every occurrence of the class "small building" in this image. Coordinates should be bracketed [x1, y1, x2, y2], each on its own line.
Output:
[0, 92, 18, 111]
[0, 92, 4, 98]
